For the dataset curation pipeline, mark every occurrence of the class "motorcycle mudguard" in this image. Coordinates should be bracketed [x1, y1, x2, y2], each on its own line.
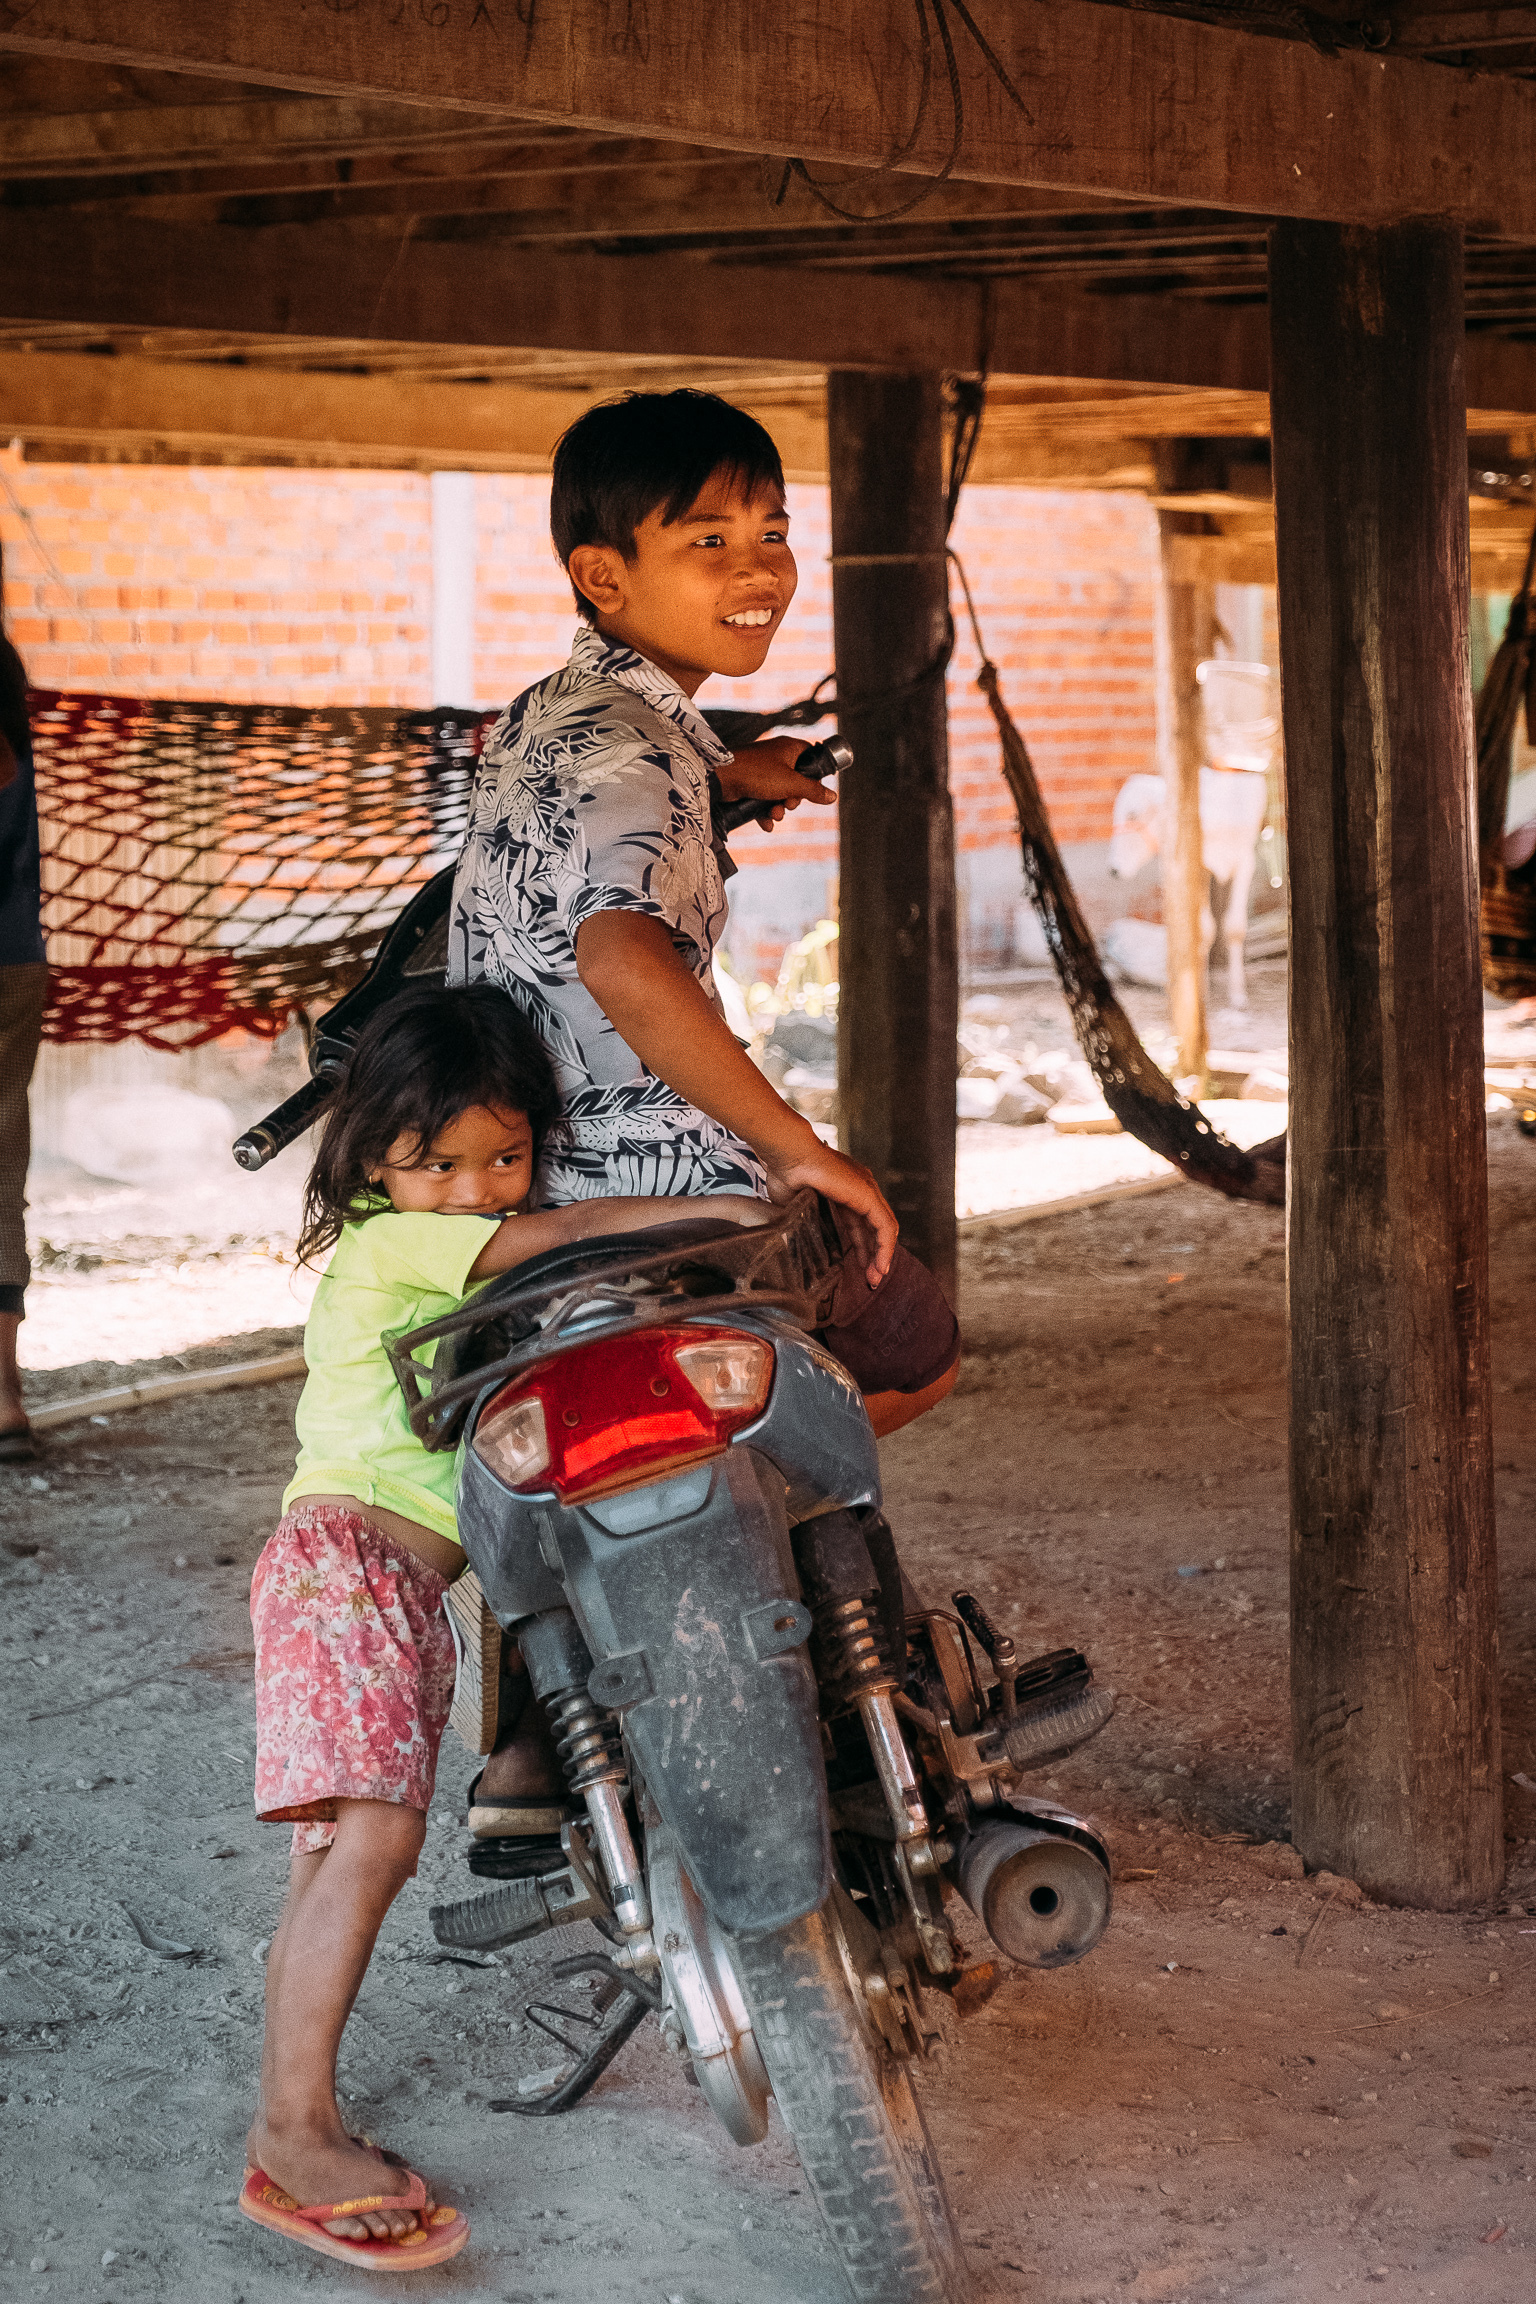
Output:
[736, 1322, 882, 1523]
[550, 1447, 831, 1939]
[456, 1446, 567, 1625]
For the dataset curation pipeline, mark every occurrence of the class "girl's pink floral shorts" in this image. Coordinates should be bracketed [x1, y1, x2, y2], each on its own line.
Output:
[250, 1500, 458, 1857]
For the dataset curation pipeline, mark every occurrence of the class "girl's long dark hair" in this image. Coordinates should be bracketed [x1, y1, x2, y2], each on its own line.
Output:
[297, 982, 560, 1267]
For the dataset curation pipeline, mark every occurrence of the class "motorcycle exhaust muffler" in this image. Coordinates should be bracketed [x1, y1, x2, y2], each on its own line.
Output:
[952, 1801, 1111, 1970]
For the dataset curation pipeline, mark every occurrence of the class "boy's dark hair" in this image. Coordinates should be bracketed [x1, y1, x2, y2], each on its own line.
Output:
[297, 982, 560, 1266]
[551, 389, 785, 623]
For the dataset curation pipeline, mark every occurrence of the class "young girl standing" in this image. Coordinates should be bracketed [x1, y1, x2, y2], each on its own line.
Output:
[240, 982, 766, 2270]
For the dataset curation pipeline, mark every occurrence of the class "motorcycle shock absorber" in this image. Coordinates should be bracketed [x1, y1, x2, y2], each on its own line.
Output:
[814, 1587, 930, 1850]
[799, 1513, 934, 1857]
[521, 1609, 652, 1938]
[834, 1602, 957, 1974]
[547, 1685, 651, 1937]
[797, 1511, 957, 1974]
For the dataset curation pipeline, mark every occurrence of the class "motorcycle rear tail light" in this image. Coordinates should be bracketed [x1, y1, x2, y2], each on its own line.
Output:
[672, 1334, 774, 1413]
[471, 1325, 773, 1503]
[473, 1392, 550, 1487]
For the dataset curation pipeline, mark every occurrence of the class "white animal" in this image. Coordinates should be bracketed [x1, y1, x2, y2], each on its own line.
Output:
[1108, 766, 1269, 1010]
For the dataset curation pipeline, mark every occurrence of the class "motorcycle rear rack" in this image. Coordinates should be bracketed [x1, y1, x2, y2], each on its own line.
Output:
[489, 1952, 660, 2118]
[387, 1188, 840, 1451]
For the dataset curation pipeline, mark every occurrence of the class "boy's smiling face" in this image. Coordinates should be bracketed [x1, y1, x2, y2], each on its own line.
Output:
[566, 469, 797, 697]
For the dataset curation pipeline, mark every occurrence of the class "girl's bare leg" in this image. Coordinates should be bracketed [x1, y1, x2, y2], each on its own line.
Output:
[247, 1799, 435, 2241]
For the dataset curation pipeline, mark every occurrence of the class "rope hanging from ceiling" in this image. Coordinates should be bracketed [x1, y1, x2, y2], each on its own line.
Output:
[945, 551, 1286, 1206]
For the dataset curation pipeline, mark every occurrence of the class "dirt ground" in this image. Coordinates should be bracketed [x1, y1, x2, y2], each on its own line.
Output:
[3, 1118, 1535, 2304]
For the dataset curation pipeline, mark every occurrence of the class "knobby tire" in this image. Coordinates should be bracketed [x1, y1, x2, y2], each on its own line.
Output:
[731, 1906, 974, 2304]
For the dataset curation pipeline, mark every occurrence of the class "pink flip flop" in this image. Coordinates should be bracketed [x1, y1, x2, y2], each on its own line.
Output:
[239, 2164, 469, 2270]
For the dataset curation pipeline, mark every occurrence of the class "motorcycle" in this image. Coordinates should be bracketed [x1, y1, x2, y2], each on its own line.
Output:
[384, 1195, 1116, 2304]
[233, 721, 1117, 2302]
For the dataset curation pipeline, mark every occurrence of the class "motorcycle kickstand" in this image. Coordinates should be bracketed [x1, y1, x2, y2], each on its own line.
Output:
[488, 1952, 661, 2119]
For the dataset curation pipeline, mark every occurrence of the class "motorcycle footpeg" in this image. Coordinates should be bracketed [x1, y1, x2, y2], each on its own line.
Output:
[992, 1677, 1116, 1774]
[430, 1862, 602, 1954]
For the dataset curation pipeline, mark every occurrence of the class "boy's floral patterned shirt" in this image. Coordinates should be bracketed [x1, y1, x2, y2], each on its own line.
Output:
[448, 625, 768, 1203]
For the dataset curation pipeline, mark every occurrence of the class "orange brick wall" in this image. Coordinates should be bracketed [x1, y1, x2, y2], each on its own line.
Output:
[1, 450, 1161, 967]
[0, 451, 434, 704]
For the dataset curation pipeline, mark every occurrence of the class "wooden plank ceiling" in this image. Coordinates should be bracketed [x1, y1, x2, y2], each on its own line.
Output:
[1, 7, 1535, 579]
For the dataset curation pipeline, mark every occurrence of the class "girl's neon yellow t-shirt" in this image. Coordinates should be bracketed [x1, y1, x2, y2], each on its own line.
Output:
[283, 1209, 499, 1544]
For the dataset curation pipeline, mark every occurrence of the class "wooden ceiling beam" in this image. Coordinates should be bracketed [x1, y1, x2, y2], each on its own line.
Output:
[1, 0, 1532, 237]
[1165, 526, 1534, 589]
[1390, 9, 1536, 52]
[8, 337, 1530, 503]
[0, 347, 600, 474]
[0, 212, 1273, 393]
[0, 345, 1155, 487]
[0, 208, 1529, 416]
[0, 93, 529, 173]
[7, 338, 1527, 510]
[8, 153, 1127, 231]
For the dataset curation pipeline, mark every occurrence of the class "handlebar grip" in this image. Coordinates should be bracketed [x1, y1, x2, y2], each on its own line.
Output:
[716, 735, 851, 835]
[231, 1075, 336, 1172]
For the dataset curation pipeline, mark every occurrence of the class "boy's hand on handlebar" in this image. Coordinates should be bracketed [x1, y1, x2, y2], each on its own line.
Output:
[761, 1141, 897, 1287]
[718, 738, 836, 832]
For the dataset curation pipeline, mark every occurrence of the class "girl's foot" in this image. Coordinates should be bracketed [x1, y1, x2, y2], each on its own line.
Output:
[471, 1705, 572, 1838]
[477, 1700, 565, 1803]
[245, 2120, 435, 2240]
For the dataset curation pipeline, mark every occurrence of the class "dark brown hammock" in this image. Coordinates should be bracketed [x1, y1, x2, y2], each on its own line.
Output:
[951, 560, 1286, 1207]
[1477, 525, 1536, 1000]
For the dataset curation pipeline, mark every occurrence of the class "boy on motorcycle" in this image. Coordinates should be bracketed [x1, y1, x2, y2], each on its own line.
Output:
[447, 389, 959, 1828]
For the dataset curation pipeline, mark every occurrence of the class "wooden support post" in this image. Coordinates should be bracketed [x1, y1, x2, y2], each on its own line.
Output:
[1157, 508, 1215, 1084]
[828, 371, 958, 1300]
[1269, 221, 1500, 1908]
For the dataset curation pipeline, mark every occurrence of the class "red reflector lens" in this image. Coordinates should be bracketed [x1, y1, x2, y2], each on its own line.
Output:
[472, 1325, 772, 1502]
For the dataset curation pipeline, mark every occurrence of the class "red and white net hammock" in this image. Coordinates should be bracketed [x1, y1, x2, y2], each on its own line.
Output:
[33, 689, 488, 1048]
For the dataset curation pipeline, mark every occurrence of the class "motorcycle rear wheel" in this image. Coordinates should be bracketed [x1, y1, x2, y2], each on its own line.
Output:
[730, 1905, 973, 2304]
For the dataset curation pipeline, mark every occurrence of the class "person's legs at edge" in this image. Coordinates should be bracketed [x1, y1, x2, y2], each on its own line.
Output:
[0, 962, 47, 1445]
[248, 1799, 436, 2240]
[0, 1311, 24, 1439]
